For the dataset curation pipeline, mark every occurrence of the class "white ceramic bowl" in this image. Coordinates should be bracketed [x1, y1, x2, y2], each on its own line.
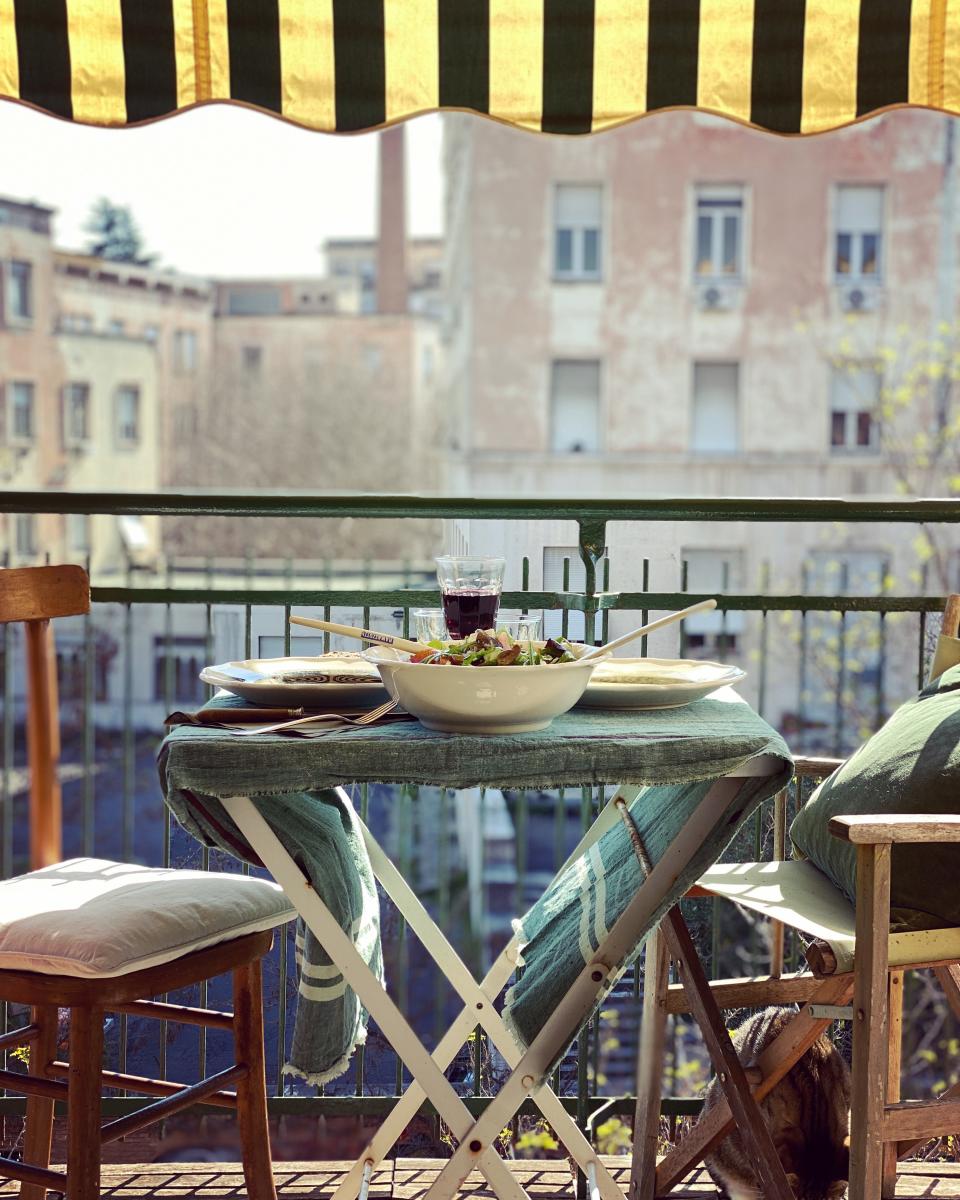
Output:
[364, 645, 609, 734]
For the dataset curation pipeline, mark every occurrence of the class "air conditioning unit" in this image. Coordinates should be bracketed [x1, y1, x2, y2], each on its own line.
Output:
[695, 283, 735, 312]
[838, 284, 879, 313]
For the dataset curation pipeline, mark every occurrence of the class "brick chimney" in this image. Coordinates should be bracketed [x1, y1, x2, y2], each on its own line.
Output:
[376, 125, 408, 314]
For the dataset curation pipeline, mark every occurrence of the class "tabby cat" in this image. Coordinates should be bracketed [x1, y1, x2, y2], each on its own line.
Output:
[701, 1006, 850, 1200]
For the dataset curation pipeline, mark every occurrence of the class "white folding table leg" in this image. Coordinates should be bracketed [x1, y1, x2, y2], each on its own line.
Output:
[337, 784, 640, 1200]
[359, 819, 624, 1200]
[425, 777, 748, 1200]
[331, 947, 518, 1200]
[221, 796, 531, 1200]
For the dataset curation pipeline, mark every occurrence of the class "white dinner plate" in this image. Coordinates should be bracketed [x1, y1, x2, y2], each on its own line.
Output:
[199, 655, 390, 709]
[576, 657, 746, 710]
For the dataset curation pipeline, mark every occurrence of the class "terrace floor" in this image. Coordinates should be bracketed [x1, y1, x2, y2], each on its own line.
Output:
[2, 1159, 957, 1198]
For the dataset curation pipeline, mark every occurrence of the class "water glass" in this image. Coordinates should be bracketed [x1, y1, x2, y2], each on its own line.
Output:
[498, 613, 542, 642]
[435, 555, 505, 638]
[413, 608, 448, 644]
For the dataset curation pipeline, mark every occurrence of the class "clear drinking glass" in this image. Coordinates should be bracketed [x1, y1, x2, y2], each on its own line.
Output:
[413, 608, 448, 644]
[498, 613, 542, 642]
[435, 555, 505, 638]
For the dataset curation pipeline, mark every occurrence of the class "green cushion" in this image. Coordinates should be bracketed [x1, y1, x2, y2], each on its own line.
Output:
[790, 663, 960, 931]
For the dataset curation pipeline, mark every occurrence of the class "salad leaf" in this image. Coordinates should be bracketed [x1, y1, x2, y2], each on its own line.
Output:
[410, 628, 578, 666]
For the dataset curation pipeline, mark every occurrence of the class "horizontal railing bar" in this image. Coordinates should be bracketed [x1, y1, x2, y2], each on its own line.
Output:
[0, 1024, 40, 1051]
[0, 1093, 704, 1119]
[609, 592, 949, 614]
[2, 490, 959, 524]
[88, 586, 950, 615]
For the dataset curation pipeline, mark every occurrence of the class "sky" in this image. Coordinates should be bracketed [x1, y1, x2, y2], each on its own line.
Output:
[0, 101, 444, 277]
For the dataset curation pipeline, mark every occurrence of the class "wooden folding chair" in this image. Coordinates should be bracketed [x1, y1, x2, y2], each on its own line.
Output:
[0, 565, 296, 1200]
[633, 594, 960, 1200]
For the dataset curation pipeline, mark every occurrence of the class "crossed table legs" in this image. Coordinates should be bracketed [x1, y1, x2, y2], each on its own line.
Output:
[221, 762, 779, 1200]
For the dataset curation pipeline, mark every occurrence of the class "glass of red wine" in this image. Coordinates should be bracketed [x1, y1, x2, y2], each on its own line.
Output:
[435, 556, 506, 638]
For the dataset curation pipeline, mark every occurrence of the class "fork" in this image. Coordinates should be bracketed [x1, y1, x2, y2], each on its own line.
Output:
[234, 698, 399, 736]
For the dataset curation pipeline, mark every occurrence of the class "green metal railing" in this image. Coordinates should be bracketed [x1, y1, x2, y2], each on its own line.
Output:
[1, 490, 958, 1144]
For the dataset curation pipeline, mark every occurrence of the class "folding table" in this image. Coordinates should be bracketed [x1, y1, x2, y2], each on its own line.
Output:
[159, 692, 791, 1200]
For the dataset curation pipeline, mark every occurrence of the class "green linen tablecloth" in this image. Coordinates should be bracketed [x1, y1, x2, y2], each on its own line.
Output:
[158, 689, 791, 1083]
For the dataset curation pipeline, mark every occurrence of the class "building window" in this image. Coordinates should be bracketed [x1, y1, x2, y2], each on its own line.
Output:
[144, 324, 159, 344]
[226, 287, 281, 316]
[680, 548, 745, 655]
[550, 360, 601, 453]
[57, 637, 109, 702]
[830, 366, 879, 451]
[174, 329, 197, 372]
[695, 188, 743, 279]
[7, 260, 33, 320]
[67, 513, 90, 554]
[153, 636, 206, 703]
[691, 363, 739, 453]
[15, 513, 36, 557]
[107, 318, 125, 336]
[243, 345, 262, 373]
[835, 185, 883, 281]
[115, 386, 140, 447]
[554, 184, 602, 281]
[60, 312, 93, 333]
[8, 381, 35, 442]
[62, 383, 90, 447]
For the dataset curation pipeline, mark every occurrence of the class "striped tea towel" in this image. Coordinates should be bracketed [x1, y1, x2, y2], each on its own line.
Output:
[503, 763, 791, 1076]
[160, 776, 382, 1086]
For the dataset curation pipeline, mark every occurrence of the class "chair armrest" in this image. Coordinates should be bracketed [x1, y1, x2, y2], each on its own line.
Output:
[829, 814, 960, 844]
[793, 755, 844, 778]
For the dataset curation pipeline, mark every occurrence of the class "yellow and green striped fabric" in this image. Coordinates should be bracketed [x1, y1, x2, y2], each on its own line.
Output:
[0, 0, 956, 136]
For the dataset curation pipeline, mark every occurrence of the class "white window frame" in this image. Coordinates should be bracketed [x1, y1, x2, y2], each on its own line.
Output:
[62, 383, 91, 448]
[694, 186, 744, 281]
[834, 184, 884, 283]
[115, 385, 141, 448]
[6, 259, 33, 323]
[553, 184, 603, 282]
[67, 512, 90, 555]
[7, 381, 35, 444]
[174, 329, 198, 372]
[15, 513, 36, 558]
[829, 364, 881, 453]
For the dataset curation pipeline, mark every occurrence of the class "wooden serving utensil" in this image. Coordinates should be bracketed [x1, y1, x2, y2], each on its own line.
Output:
[578, 598, 718, 660]
[289, 614, 423, 654]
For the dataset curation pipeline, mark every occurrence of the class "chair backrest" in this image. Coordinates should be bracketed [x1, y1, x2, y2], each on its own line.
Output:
[1, 565, 90, 870]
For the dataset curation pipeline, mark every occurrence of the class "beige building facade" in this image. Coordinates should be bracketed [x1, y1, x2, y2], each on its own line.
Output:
[441, 109, 960, 746]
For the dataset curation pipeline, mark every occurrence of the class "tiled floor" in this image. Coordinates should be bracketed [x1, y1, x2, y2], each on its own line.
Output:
[2, 1158, 958, 1197]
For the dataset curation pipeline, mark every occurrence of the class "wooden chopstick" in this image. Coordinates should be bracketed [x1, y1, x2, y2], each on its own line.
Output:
[289, 614, 423, 654]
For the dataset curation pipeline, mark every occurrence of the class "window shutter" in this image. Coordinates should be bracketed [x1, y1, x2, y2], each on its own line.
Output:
[691, 364, 739, 452]
[555, 184, 601, 227]
[837, 185, 883, 231]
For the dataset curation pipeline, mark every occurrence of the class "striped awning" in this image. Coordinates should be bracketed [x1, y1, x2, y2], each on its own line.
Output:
[0, 0, 955, 136]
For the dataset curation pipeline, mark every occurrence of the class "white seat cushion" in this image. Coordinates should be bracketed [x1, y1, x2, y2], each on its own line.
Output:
[0, 858, 297, 978]
[698, 859, 960, 974]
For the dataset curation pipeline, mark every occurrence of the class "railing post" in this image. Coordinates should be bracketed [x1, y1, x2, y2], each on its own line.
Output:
[577, 519, 606, 644]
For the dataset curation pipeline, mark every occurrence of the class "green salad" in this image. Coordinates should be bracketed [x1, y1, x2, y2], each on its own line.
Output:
[411, 628, 578, 666]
